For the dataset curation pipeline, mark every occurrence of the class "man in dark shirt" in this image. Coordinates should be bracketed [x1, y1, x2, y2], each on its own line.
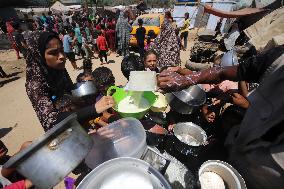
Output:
[158, 45, 284, 189]
[12, 23, 27, 59]
[135, 18, 146, 58]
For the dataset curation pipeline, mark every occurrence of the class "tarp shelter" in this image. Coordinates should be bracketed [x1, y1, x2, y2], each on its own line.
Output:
[244, 6, 284, 51]
[51, 1, 69, 13]
[173, 5, 199, 28]
[173, 1, 236, 33]
[205, 1, 236, 34]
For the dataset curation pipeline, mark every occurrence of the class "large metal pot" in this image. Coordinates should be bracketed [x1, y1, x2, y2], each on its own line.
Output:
[166, 85, 206, 114]
[221, 50, 239, 67]
[71, 81, 98, 98]
[3, 114, 93, 189]
[199, 160, 247, 189]
[78, 157, 172, 189]
[172, 122, 207, 156]
[84, 118, 147, 169]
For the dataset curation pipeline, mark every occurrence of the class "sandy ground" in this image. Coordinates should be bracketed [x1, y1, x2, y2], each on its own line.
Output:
[0, 31, 196, 188]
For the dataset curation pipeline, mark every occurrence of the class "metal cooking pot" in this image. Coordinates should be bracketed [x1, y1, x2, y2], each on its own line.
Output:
[146, 125, 168, 146]
[78, 157, 172, 189]
[221, 50, 239, 67]
[3, 114, 93, 189]
[166, 85, 206, 114]
[172, 122, 207, 156]
[199, 160, 247, 189]
[71, 81, 98, 98]
[84, 118, 147, 169]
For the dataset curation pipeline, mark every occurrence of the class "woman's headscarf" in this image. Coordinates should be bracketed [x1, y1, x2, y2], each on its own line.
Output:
[150, 20, 181, 69]
[26, 31, 73, 98]
[25, 31, 74, 131]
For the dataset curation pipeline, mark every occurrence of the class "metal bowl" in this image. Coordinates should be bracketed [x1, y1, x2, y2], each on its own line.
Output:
[166, 85, 206, 114]
[221, 50, 239, 67]
[171, 122, 207, 157]
[173, 122, 207, 146]
[199, 160, 247, 189]
[71, 81, 97, 98]
[78, 157, 172, 189]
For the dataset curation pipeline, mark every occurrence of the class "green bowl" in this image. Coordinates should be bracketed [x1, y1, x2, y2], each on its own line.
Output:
[107, 86, 157, 119]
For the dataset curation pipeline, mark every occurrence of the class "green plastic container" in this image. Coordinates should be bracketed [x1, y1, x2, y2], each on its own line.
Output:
[107, 86, 157, 119]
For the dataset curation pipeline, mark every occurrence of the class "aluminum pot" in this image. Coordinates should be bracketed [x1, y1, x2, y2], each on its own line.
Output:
[166, 85, 206, 114]
[3, 114, 94, 189]
[84, 118, 147, 169]
[172, 122, 207, 156]
[78, 157, 172, 189]
[199, 160, 247, 189]
[146, 125, 168, 146]
[71, 81, 98, 98]
[221, 50, 239, 67]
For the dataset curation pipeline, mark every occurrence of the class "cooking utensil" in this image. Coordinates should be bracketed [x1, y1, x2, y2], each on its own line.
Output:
[172, 122, 207, 156]
[71, 81, 97, 98]
[151, 92, 168, 112]
[77, 157, 172, 189]
[220, 50, 239, 67]
[199, 160, 247, 189]
[85, 118, 147, 169]
[107, 86, 157, 119]
[3, 114, 93, 189]
[146, 124, 168, 146]
[166, 85, 206, 114]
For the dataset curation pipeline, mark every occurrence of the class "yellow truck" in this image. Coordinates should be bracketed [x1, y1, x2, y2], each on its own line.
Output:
[130, 13, 165, 47]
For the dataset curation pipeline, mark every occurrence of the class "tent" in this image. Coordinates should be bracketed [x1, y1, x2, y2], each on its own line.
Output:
[51, 1, 69, 13]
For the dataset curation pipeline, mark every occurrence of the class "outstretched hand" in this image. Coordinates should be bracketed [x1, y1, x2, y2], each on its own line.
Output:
[157, 70, 192, 92]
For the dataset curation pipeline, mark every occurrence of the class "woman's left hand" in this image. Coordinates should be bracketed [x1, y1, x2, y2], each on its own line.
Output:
[95, 96, 115, 114]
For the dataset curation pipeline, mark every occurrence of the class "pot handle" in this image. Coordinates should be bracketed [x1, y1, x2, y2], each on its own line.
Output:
[107, 86, 120, 96]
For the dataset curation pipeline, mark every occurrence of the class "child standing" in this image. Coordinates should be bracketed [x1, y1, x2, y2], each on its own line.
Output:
[63, 29, 78, 70]
[135, 18, 146, 58]
[96, 31, 108, 65]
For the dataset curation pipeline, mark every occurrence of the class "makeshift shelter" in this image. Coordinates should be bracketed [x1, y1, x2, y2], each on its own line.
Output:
[244, 6, 284, 51]
[51, 1, 69, 13]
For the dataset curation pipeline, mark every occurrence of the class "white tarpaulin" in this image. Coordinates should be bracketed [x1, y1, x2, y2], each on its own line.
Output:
[206, 2, 235, 33]
[173, 5, 199, 28]
[51, 1, 69, 13]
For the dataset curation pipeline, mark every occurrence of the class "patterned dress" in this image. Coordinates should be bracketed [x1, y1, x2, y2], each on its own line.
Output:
[150, 20, 181, 69]
[25, 31, 74, 131]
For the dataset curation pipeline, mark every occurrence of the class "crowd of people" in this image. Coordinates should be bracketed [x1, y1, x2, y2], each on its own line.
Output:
[0, 3, 284, 189]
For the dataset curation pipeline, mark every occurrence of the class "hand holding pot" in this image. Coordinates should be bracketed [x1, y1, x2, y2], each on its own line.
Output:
[95, 96, 115, 114]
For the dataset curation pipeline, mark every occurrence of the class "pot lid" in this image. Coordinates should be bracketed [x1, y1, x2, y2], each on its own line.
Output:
[4, 113, 78, 169]
[78, 157, 172, 189]
[85, 118, 147, 169]
[172, 85, 206, 106]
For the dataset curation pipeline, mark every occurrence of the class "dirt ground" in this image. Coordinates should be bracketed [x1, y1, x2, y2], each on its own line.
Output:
[0, 30, 197, 188]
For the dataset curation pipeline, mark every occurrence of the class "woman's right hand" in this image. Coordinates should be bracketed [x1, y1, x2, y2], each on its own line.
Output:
[95, 96, 115, 114]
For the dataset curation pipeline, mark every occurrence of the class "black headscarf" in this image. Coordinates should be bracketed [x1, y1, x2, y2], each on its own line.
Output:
[26, 31, 73, 99]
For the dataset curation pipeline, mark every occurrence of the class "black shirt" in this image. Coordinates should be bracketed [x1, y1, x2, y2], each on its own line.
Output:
[136, 27, 146, 45]
[237, 45, 284, 83]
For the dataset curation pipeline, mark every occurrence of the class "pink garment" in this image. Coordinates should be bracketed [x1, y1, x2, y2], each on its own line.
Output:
[3, 180, 26, 189]
[144, 42, 154, 51]
[202, 80, 238, 93]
